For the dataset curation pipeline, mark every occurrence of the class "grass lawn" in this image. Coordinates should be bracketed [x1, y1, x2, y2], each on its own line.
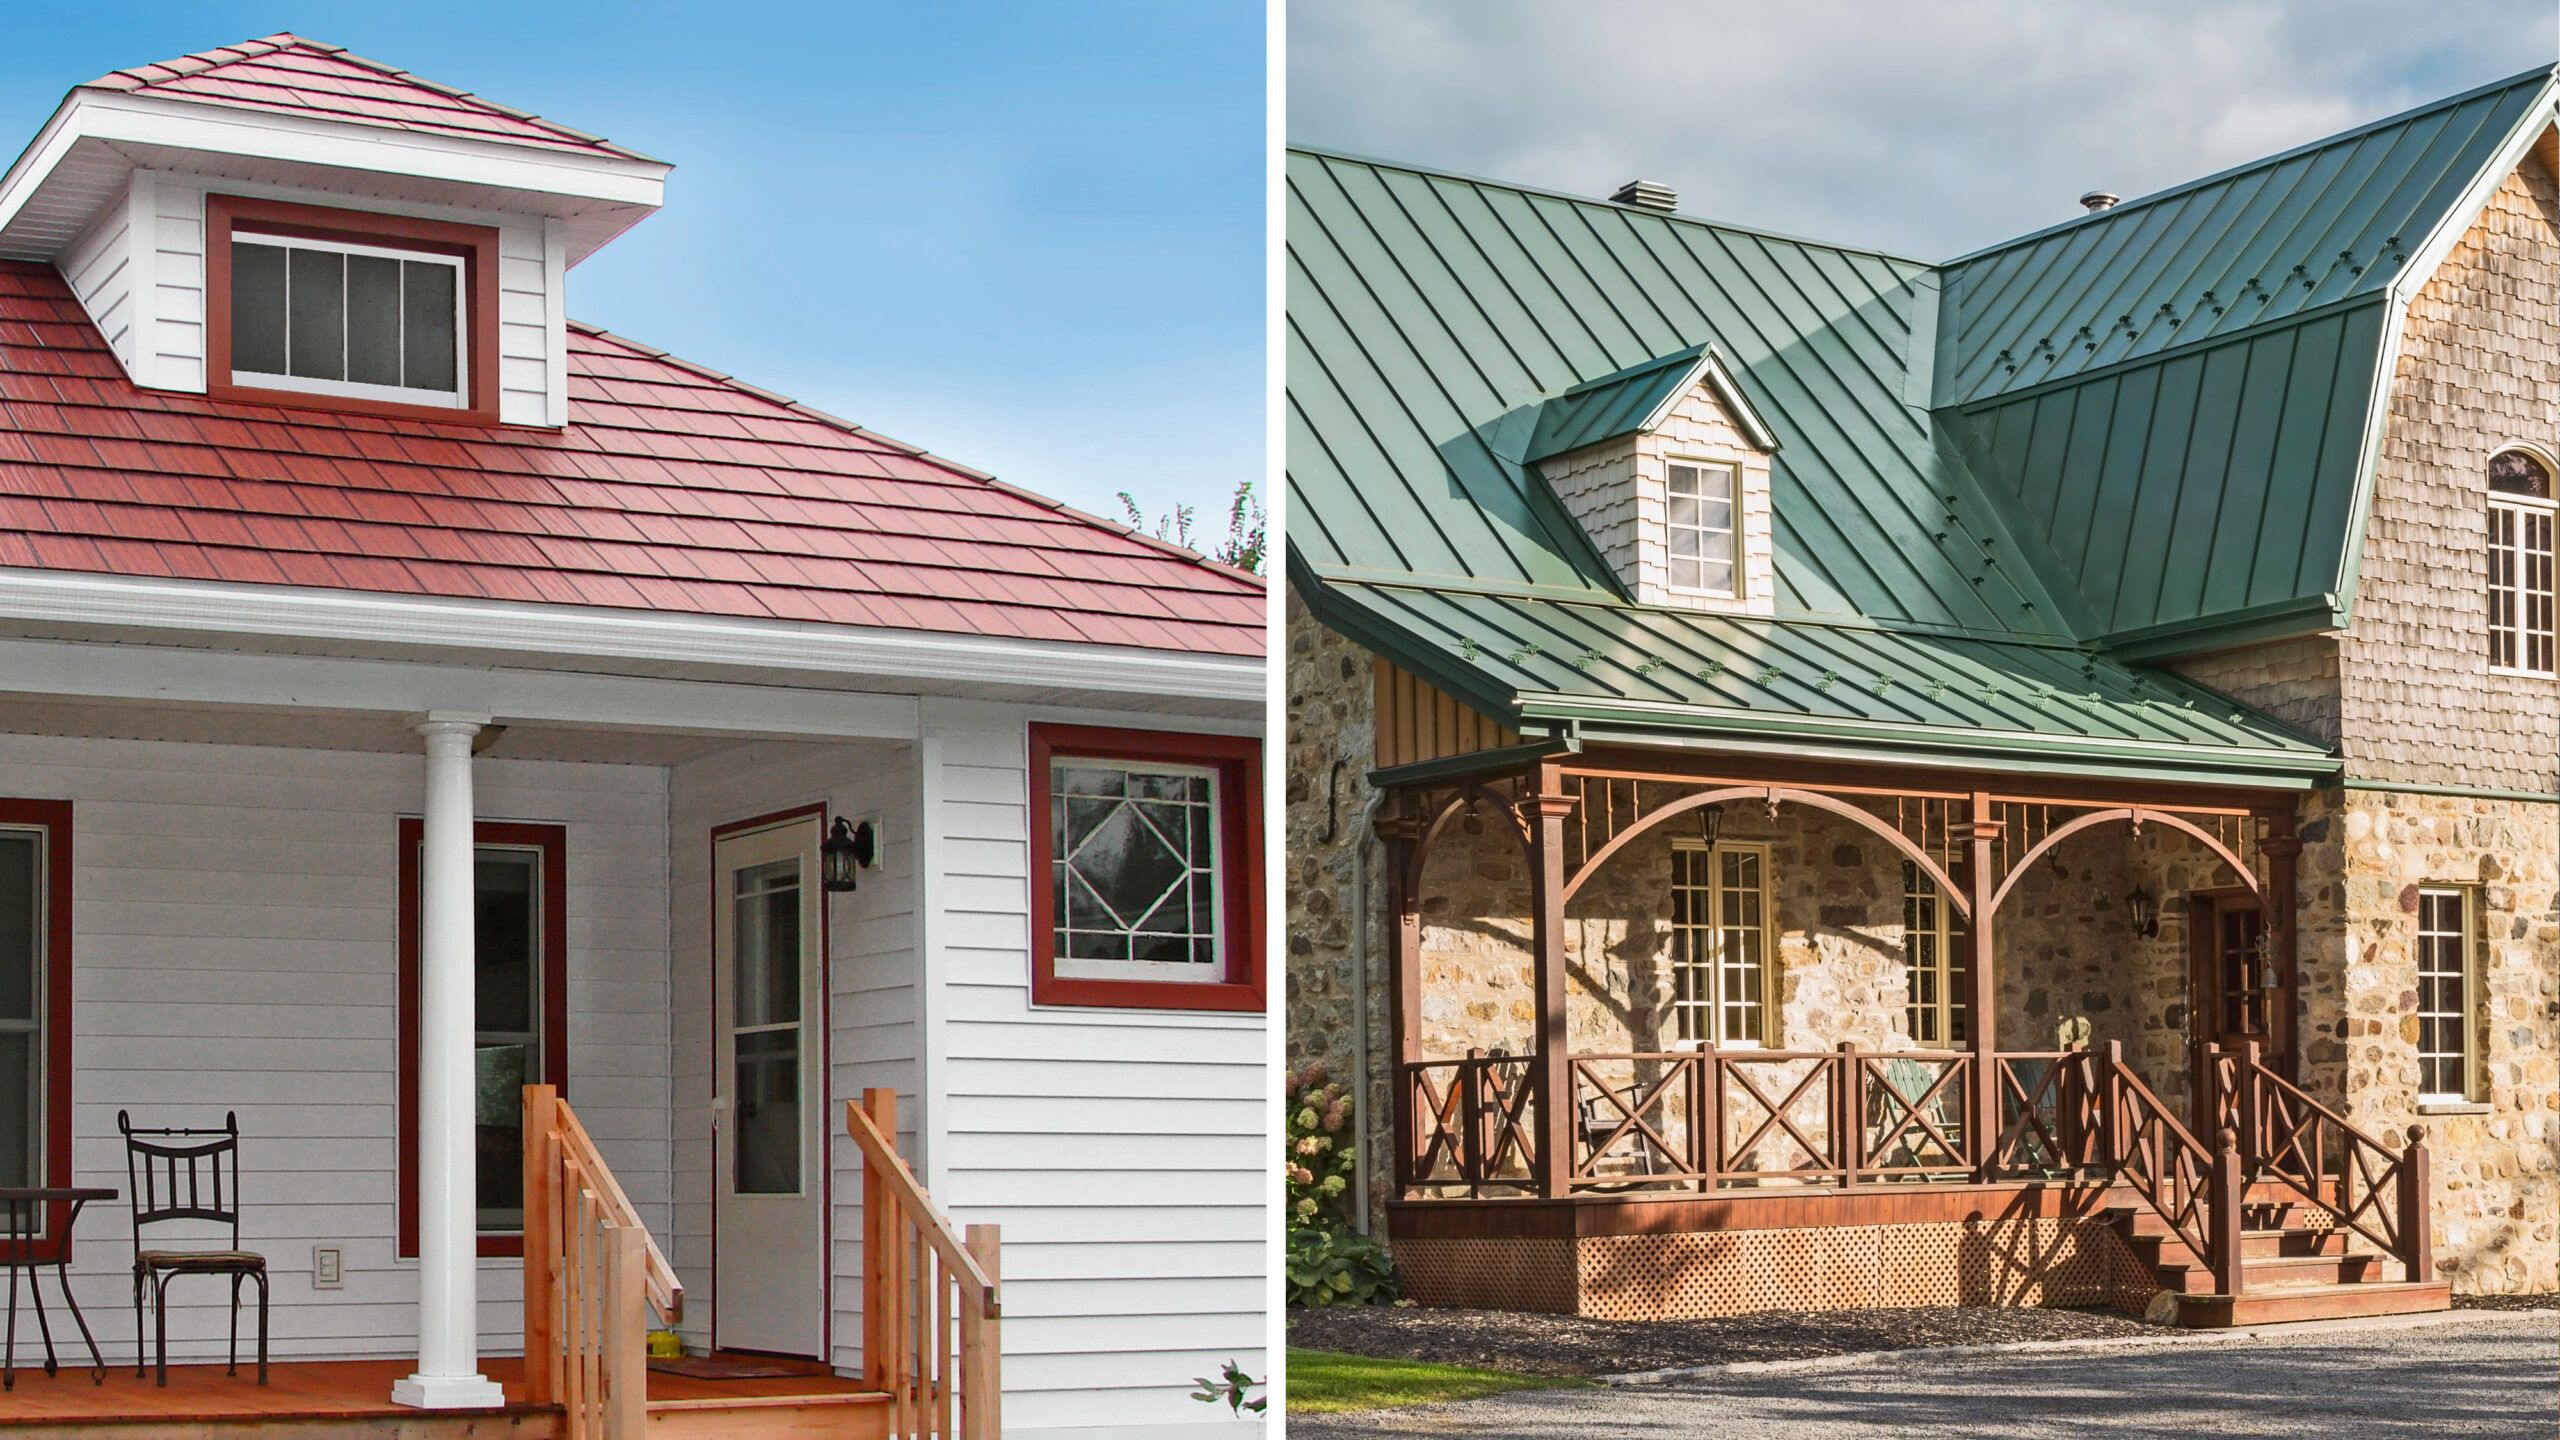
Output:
[1287, 1347, 1594, 1414]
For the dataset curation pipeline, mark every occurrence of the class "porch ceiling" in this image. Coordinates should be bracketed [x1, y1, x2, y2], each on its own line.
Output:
[1314, 578, 2338, 788]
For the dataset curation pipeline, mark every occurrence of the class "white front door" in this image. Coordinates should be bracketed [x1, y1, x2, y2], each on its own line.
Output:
[712, 814, 827, 1357]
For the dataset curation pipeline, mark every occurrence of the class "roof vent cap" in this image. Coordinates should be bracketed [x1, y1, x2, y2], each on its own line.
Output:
[1612, 179, 1678, 212]
[2079, 190, 2121, 213]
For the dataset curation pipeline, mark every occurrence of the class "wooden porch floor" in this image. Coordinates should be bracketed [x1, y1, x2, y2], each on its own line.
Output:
[0, 1355, 877, 1429]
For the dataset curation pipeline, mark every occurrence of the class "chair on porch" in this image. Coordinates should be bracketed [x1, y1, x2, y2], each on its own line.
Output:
[1870, 1057, 1965, 1175]
[1578, 1080, 1669, 1190]
[118, 1112, 268, 1387]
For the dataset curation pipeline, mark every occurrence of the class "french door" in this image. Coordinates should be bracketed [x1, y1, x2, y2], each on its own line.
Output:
[712, 813, 826, 1357]
[2187, 891, 2287, 1135]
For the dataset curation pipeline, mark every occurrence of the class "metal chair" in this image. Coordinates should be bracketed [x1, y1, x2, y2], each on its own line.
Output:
[118, 1112, 267, 1386]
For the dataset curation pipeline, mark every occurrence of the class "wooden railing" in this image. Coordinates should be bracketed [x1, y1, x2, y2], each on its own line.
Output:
[523, 1084, 682, 1440]
[2089, 1045, 2219, 1281]
[2206, 1041, 2432, 1284]
[1401, 1051, 1537, 1194]
[849, 1088, 1002, 1440]
[1403, 1048, 2096, 1195]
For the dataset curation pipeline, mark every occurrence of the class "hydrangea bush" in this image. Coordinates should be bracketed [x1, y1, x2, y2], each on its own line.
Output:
[1283, 1061, 1396, 1308]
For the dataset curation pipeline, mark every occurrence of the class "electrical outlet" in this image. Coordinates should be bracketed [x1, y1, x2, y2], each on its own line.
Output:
[313, 1245, 343, 1290]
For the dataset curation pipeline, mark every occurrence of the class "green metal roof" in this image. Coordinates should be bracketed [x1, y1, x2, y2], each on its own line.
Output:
[1522, 343, 1778, 463]
[1286, 67, 2560, 783]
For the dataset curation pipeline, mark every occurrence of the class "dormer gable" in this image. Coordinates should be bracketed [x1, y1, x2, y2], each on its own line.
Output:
[0, 35, 668, 426]
[1528, 345, 1778, 615]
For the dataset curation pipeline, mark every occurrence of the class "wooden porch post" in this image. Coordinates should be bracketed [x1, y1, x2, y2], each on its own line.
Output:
[2259, 808, 2301, 1078]
[1377, 797, 1424, 1192]
[860, 1087, 896, 1392]
[1966, 791, 2001, 1180]
[521, 1084, 560, 1406]
[1527, 764, 1578, 1198]
[2397, 1125, 2434, 1284]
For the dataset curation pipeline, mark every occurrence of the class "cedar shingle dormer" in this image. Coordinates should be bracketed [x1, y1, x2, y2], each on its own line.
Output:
[1527, 345, 1778, 614]
[0, 34, 669, 426]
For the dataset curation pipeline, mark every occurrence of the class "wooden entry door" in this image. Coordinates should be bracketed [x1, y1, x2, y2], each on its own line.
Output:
[2187, 891, 2284, 1134]
[712, 812, 828, 1358]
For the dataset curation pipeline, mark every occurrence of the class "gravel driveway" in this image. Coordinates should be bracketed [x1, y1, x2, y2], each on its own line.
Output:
[1288, 1312, 2560, 1438]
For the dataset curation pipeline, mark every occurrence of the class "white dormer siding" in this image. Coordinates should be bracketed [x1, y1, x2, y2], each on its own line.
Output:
[1535, 372, 1777, 615]
[55, 171, 569, 426]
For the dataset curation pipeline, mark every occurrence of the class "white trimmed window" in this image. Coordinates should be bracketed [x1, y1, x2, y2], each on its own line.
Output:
[229, 233, 466, 407]
[1051, 762, 1224, 980]
[1670, 840, 1771, 1045]
[1666, 461, 1739, 597]
[1902, 861, 1968, 1047]
[2415, 886, 2481, 1103]
[2487, 449, 2555, 675]
[0, 824, 45, 1189]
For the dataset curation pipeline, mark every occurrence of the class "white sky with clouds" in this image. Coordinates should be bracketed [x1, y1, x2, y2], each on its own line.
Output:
[1288, 1, 2560, 260]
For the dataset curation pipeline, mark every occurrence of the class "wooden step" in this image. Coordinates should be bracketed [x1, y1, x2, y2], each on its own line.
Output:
[646, 1389, 890, 1439]
[2170, 1280, 2453, 1328]
[2120, 1225, 2346, 1269]
[2151, 1250, 2392, 1294]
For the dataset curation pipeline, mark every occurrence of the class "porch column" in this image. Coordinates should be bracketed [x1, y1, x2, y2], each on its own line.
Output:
[1966, 791, 2001, 1180]
[2260, 809, 2302, 1077]
[1526, 765, 1577, 1198]
[1376, 799, 1423, 1192]
[393, 715, 506, 1411]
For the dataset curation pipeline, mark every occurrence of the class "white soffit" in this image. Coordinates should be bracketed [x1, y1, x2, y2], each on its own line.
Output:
[0, 90, 668, 264]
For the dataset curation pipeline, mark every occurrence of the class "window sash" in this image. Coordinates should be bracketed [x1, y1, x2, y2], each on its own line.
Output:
[2414, 887, 2478, 1103]
[1665, 461, 1740, 597]
[1902, 862, 1968, 1046]
[230, 232, 468, 408]
[1669, 841, 1770, 1046]
[2488, 496, 2556, 675]
[0, 826, 43, 1195]
[1049, 759, 1225, 984]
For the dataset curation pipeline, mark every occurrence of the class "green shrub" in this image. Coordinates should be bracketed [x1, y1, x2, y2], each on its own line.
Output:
[1284, 1061, 1398, 1307]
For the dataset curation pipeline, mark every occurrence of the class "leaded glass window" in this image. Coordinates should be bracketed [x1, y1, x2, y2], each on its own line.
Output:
[1050, 763, 1222, 981]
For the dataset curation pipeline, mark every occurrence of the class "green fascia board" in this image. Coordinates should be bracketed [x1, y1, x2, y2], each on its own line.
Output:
[1522, 343, 1781, 462]
[1937, 66, 2554, 408]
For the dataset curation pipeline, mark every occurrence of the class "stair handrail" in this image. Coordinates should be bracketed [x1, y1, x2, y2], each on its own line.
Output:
[2211, 1042, 2432, 1282]
[849, 1089, 1002, 1440]
[2093, 1043, 2224, 1286]
[523, 1084, 681, 1438]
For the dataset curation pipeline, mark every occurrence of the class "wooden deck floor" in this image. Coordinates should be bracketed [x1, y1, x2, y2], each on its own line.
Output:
[0, 1354, 873, 1426]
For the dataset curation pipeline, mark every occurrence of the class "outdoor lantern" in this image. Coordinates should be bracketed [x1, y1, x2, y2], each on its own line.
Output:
[2125, 886, 2160, 939]
[822, 817, 876, 892]
[1695, 802, 1723, 849]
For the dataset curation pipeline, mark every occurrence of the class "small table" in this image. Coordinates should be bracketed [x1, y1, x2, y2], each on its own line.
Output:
[0, 1187, 114, 1388]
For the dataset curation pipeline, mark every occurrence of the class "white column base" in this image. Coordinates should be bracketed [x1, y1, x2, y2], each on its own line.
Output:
[391, 1372, 510, 1410]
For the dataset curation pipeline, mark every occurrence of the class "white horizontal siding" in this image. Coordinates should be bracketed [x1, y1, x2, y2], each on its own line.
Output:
[60, 196, 134, 373]
[0, 731, 669, 1363]
[919, 701, 1266, 1438]
[664, 739, 916, 1362]
[150, 178, 205, 392]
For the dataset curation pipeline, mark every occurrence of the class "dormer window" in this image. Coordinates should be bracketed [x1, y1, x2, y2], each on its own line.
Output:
[206, 195, 501, 424]
[2487, 448, 2555, 675]
[229, 236, 463, 405]
[1667, 461, 1739, 597]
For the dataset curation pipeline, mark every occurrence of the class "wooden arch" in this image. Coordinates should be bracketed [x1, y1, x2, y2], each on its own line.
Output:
[1986, 806, 2260, 918]
[1403, 783, 1533, 894]
[1558, 785, 1971, 916]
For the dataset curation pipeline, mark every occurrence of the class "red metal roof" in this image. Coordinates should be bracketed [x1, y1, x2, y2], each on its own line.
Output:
[0, 262, 1265, 658]
[81, 34, 656, 163]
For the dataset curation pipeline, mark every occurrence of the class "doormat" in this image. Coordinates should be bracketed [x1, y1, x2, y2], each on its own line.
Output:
[648, 1355, 825, 1380]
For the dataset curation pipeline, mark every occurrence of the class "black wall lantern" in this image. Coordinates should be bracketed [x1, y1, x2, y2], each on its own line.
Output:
[2125, 886, 2160, 939]
[822, 817, 876, 892]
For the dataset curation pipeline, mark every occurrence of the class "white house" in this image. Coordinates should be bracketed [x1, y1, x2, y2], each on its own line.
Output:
[0, 33, 1267, 1440]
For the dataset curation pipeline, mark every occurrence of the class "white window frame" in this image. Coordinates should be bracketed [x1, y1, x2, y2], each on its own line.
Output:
[229, 231, 470, 409]
[1049, 759, 1226, 986]
[1668, 839, 1774, 1048]
[473, 842, 545, 1232]
[2488, 488, 2556, 678]
[1901, 860, 1967, 1048]
[0, 825, 45, 1195]
[1665, 458, 1741, 599]
[2415, 886, 2482, 1104]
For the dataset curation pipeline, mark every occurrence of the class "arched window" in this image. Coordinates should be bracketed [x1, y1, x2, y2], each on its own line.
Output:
[2487, 449, 2555, 674]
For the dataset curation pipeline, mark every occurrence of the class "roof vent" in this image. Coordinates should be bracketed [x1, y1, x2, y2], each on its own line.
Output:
[1612, 179, 1678, 212]
[2079, 190, 2121, 213]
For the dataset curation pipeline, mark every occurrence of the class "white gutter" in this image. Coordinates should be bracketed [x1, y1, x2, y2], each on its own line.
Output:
[0, 566, 1266, 704]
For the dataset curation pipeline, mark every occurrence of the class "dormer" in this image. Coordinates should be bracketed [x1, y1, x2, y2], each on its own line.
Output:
[1526, 344, 1779, 614]
[0, 35, 668, 427]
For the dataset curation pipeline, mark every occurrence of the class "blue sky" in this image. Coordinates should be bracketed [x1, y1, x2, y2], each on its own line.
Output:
[0, 3, 1266, 530]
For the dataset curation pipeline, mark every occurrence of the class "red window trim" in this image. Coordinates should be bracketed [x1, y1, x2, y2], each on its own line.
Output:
[1027, 725, 1264, 1013]
[397, 819, 568, 1261]
[204, 193, 505, 426]
[0, 799, 71, 1265]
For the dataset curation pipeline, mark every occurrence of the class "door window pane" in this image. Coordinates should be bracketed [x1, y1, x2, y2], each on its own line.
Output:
[734, 1029, 801, 1195]
[734, 859, 803, 1028]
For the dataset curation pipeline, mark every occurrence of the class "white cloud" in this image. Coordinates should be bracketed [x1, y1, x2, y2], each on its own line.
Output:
[1287, 0, 2557, 257]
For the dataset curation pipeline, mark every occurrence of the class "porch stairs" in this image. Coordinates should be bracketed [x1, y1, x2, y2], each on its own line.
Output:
[2097, 1046, 2452, 1328]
